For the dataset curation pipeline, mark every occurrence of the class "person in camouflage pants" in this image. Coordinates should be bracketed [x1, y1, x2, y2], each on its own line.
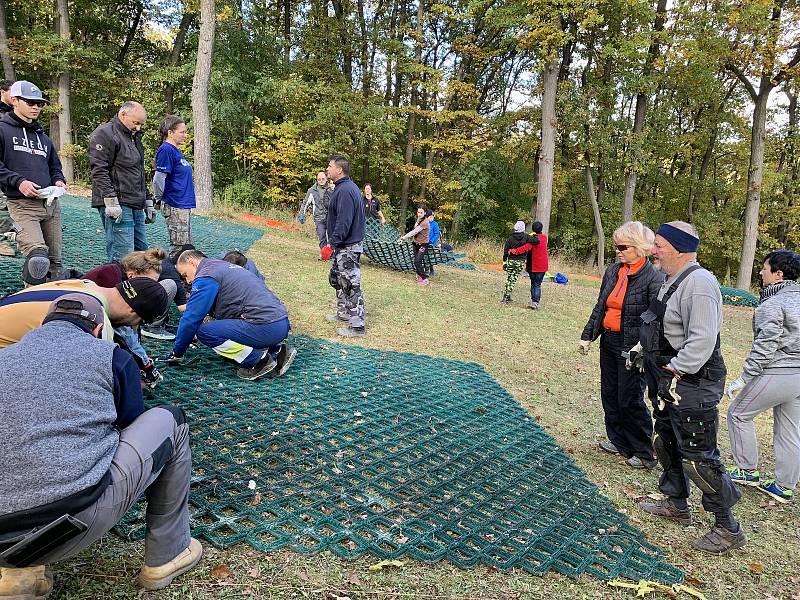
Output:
[500, 221, 531, 304]
[328, 242, 365, 329]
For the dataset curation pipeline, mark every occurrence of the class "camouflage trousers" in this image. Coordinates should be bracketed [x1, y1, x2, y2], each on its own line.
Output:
[503, 259, 524, 299]
[161, 204, 193, 253]
[329, 242, 366, 329]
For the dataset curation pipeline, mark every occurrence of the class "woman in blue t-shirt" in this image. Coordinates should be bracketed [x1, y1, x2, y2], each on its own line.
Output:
[152, 115, 196, 252]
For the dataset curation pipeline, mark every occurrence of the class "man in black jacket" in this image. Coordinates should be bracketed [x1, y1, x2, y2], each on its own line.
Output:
[89, 101, 156, 263]
[0, 81, 66, 285]
[325, 155, 366, 337]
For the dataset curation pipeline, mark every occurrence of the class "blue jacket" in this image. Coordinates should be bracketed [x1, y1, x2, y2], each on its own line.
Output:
[429, 220, 440, 246]
[174, 259, 287, 355]
[326, 176, 365, 248]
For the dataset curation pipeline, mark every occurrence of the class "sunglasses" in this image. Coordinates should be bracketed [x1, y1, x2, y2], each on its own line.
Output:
[19, 98, 46, 108]
[615, 244, 632, 251]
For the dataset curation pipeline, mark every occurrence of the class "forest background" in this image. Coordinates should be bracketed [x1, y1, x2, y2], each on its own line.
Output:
[1, 0, 798, 289]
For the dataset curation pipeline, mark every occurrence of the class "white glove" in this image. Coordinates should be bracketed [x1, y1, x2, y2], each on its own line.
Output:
[725, 377, 746, 401]
[145, 199, 157, 224]
[103, 196, 123, 223]
[35, 185, 66, 205]
[625, 342, 644, 371]
[578, 340, 591, 355]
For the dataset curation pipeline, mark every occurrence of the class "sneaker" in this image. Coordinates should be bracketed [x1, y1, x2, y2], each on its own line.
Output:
[627, 456, 658, 470]
[598, 439, 620, 454]
[418, 277, 429, 286]
[500, 296, 510, 305]
[727, 466, 760, 487]
[137, 538, 203, 590]
[757, 480, 793, 503]
[637, 497, 693, 525]
[337, 326, 366, 338]
[0, 565, 53, 599]
[691, 525, 747, 554]
[269, 344, 297, 378]
[529, 301, 539, 310]
[236, 353, 278, 381]
[325, 314, 348, 323]
[141, 324, 176, 341]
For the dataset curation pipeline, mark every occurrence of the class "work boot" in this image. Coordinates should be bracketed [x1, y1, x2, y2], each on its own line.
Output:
[137, 538, 203, 591]
[269, 344, 297, 378]
[0, 565, 53, 599]
[637, 497, 693, 525]
[325, 314, 348, 323]
[337, 326, 366, 338]
[236, 353, 278, 381]
[691, 525, 746, 555]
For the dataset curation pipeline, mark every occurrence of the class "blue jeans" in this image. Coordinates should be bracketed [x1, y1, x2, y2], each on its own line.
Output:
[99, 206, 148, 263]
[116, 325, 149, 363]
[529, 271, 545, 303]
[196, 317, 290, 366]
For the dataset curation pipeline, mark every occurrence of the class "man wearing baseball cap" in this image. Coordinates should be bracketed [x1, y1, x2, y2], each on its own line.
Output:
[0, 80, 67, 286]
[0, 294, 201, 596]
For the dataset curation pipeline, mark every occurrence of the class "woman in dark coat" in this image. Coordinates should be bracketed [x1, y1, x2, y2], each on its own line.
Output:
[579, 221, 664, 469]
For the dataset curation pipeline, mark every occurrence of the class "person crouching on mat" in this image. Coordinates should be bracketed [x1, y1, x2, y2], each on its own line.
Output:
[161, 249, 297, 381]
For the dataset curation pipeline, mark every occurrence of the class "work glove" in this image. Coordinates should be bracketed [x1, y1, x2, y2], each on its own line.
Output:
[145, 199, 157, 224]
[298, 213, 305, 225]
[153, 197, 162, 210]
[624, 342, 644, 371]
[725, 377, 746, 401]
[320, 244, 334, 261]
[103, 196, 123, 223]
[36, 185, 66, 206]
[577, 340, 591, 355]
[140, 359, 164, 390]
[157, 351, 185, 365]
[657, 366, 681, 410]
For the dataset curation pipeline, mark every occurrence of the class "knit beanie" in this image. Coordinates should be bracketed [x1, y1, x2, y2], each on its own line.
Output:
[514, 220, 525, 233]
[117, 277, 169, 323]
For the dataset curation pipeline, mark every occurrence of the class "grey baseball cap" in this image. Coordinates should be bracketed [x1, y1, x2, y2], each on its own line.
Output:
[9, 81, 49, 104]
[45, 293, 105, 326]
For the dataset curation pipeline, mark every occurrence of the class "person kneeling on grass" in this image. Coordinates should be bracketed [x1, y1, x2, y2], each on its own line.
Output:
[162, 249, 297, 381]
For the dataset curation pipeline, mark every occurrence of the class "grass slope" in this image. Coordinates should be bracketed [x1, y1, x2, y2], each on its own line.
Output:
[54, 219, 798, 600]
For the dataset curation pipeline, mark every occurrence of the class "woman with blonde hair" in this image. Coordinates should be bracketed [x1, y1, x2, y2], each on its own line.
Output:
[578, 221, 664, 468]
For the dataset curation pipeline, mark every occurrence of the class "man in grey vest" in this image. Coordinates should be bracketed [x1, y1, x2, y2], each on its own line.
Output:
[162, 249, 297, 381]
[637, 221, 745, 554]
[298, 171, 330, 257]
[0, 294, 201, 596]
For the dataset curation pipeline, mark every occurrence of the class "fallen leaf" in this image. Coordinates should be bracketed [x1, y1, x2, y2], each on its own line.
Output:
[749, 562, 764, 575]
[250, 491, 262, 506]
[684, 574, 703, 587]
[210, 564, 231, 580]
[368, 559, 405, 571]
[612, 545, 624, 553]
[346, 572, 361, 585]
[397, 535, 409, 544]
[247, 567, 261, 578]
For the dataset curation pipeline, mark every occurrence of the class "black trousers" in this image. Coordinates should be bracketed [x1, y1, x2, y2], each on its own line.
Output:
[647, 360, 741, 515]
[413, 242, 429, 278]
[599, 331, 654, 459]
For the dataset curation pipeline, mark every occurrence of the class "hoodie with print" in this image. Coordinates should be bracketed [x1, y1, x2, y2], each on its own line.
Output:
[0, 111, 64, 199]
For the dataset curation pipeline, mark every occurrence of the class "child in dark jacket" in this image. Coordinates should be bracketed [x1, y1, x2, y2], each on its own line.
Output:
[501, 221, 531, 304]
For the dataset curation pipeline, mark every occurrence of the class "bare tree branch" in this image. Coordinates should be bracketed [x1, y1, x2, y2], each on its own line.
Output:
[726, 62, 758, 100]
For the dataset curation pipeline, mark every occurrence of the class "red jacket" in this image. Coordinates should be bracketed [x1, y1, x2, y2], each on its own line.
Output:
[508, 233, 549, 273]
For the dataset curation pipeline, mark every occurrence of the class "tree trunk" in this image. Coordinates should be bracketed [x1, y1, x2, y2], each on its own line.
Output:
[118, 1, 143, 64]
[621, 0, 668, 222]
[283, 0, 290, 63]
[777, 90, 797, 245]
[0, 0, 14, 79]
[536, 58, 558, 234]
[585, 163, 604, 274]
[191, 0, 216, 212]
[54, 0, 74, 182]
[736, 90, 769, 289]
[164, 11, 194, 115]
[528, 148, 539, 228]
[399, 0, 424, 227]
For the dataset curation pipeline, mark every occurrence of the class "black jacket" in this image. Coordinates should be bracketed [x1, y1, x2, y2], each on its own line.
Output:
[0, 102, 11, 114]
[503, 231, 530, 261]
[0, 111, 65, 199]
[326, 176, 365, 248]
[88, 116, 151, 209]
[581, 260, 664, 350]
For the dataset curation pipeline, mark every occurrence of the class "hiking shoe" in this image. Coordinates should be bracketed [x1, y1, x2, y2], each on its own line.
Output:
[337, 326, 366, 338]
[236, 353, 278, 381]
[691, 525, 746, 555]
[637, 497, 693, 525]
[757, 480, 793, 503]
[325, 314, 348, 323]
[727, 466, 760, 486]
[627, 456, 658, 470]
[269, 344, 297, 378]
[598, 439, 621, 454]
[0, 565, 53, 599]
[141, 324, 176, 341]
[137, 538, 203, 590]
[529, 301, 539, 310]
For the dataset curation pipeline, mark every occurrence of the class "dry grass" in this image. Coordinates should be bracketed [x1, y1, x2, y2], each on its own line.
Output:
[54, 218, 799, 600]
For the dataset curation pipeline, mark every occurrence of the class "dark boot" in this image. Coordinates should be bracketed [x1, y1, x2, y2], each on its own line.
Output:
[637, 497, 692, 525]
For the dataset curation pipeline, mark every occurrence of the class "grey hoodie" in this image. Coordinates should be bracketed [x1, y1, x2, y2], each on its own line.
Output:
[742, 281, 800, 383]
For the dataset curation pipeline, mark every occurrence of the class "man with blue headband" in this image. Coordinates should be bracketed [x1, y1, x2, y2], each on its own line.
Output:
[636, 221, 745, 554]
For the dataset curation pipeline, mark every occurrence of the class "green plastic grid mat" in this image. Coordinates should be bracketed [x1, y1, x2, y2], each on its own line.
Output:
[116, 336, 682, 584]
[363, 218, 476, 272]
[0, 195, 263, 295]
